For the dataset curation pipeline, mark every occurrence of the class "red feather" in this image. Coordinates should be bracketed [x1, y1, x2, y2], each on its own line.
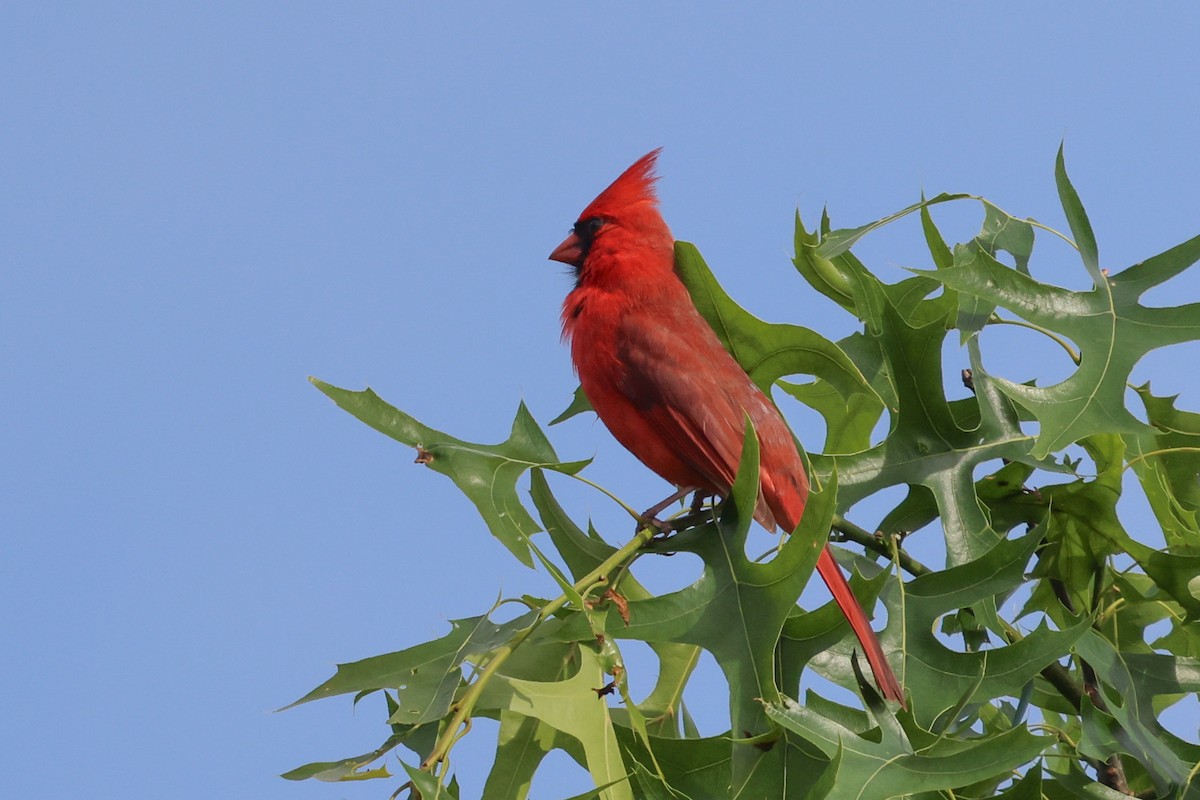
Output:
[550, 150, 904, 706]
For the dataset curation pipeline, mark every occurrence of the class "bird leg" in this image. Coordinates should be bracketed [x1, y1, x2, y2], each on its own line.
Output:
[651, 490, 717, 535]
[637, 486, 704, 536]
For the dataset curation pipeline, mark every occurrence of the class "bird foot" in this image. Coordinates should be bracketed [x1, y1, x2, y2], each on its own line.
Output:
[636, 512, 677, 538]
[689, 491, 713, 514]
[634, 486, 700, 536]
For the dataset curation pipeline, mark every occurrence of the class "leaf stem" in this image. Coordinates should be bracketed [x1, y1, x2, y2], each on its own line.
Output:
[888, 532, 910, 693]
[1025, 219, 1078, 249]
[421, 524, 658, 770]
[566, 473, 643, 519]
[986, 316, 1081, 365]
[1123, 446, 1200, 473]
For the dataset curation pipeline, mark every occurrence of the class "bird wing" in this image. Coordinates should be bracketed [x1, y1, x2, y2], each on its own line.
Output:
[615, 305, 780, 530]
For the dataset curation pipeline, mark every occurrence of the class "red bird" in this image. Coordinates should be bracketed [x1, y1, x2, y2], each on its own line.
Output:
[549, 149, 904, 705]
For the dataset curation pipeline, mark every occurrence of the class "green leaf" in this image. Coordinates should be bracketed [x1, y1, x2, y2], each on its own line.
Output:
[794, 208, 857, 314]
[476, 648, 634, 800]
[612, 730, 730, 799]
[778, 377, 884, 455]
[893, 531, 1090, 728]
[281, 750, 393, 782]
[913, 194, 1200, 458]
[297, 151, 1200, 800]
[765, 693, 1050, 800]
[676, 241, 879, 402]
[311, 379, 588, 566]
[1037, 434, 1200, 620]
[1126, 384, 1200, 548]
[993, 768, 1044, 800]
[285, 611, 537, 722]
[1075, 631, 1200, 797]
[779, 551, 892, 699]
[551, 384, 594, 425]
[482, 710, 571, 800]
[529, 469, 703, 738]
[1055, 144, 1101, 281]
[402, 760, 460, 799]
[817, 302, 1033, 563]
[596, 430, 836, 790]
[1043, 762, 1135, 800]
[816, 193, 973, 259]
[282, 695, 435, 782]
[978, 199, 1036, 275]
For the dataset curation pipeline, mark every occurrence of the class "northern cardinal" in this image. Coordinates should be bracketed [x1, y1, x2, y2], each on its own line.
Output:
[549, 149, 904, 705]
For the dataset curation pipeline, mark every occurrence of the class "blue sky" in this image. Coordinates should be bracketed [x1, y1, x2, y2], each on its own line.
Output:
[3, 4, 1199, 798]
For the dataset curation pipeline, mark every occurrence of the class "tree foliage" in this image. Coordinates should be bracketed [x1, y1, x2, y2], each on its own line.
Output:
[288, 149, 1200, 799]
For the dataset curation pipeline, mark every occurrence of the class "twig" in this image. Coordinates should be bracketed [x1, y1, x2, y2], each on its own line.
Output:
[831, 514, 932, 577]
[1046, 560, 1132, 794]
[421, 524, 658, 770]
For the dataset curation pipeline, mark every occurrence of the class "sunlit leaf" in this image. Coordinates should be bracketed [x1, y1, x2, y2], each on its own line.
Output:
[677, 242, 879, 403]
[297, 154, 1200, 799]
[476, 648, 634, 800]
[286, 610, 537, 722]
[765, 693, 1050, 800]
[311, 379, 587, 566]
[913, 155, 1200, 457]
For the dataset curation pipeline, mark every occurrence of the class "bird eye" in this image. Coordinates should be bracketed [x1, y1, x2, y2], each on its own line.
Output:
[574, 217, 605, 240]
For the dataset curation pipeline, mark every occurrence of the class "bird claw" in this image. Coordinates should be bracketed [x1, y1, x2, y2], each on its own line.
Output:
[636, 512, 677, 538]
[635, 488, 711, 551]
[634, 486, 698, 536]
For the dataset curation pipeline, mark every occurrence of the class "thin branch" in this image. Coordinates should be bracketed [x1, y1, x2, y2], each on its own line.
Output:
[831, 514, 932, 577]
[421, 524, 658, 770]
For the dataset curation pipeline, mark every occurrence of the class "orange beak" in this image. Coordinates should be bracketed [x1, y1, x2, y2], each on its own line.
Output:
[549, 232, 584, 268]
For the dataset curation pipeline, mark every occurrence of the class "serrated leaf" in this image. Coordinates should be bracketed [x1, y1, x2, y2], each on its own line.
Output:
[765, 693, 1050, 800]
[481, 710, 570, 800]
[311, 379, 588, 566]
[591, 432, 837, 790]
[285, 611, 537, 723]
[1126, 384, 1200, 548]
[892, 532, 1091, 728]
[913, 172, 1200, 457]
[551, 384, 594, 425]
[476, 648, 634, 800]
[1075, 631, 1200, 798]
[817, 302, 1034, 563]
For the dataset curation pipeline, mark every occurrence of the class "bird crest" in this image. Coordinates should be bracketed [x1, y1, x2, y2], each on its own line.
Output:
[577, 148, 662, 219]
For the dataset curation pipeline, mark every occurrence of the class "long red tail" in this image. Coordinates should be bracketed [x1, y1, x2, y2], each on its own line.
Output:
[815, 545, 905, 707]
